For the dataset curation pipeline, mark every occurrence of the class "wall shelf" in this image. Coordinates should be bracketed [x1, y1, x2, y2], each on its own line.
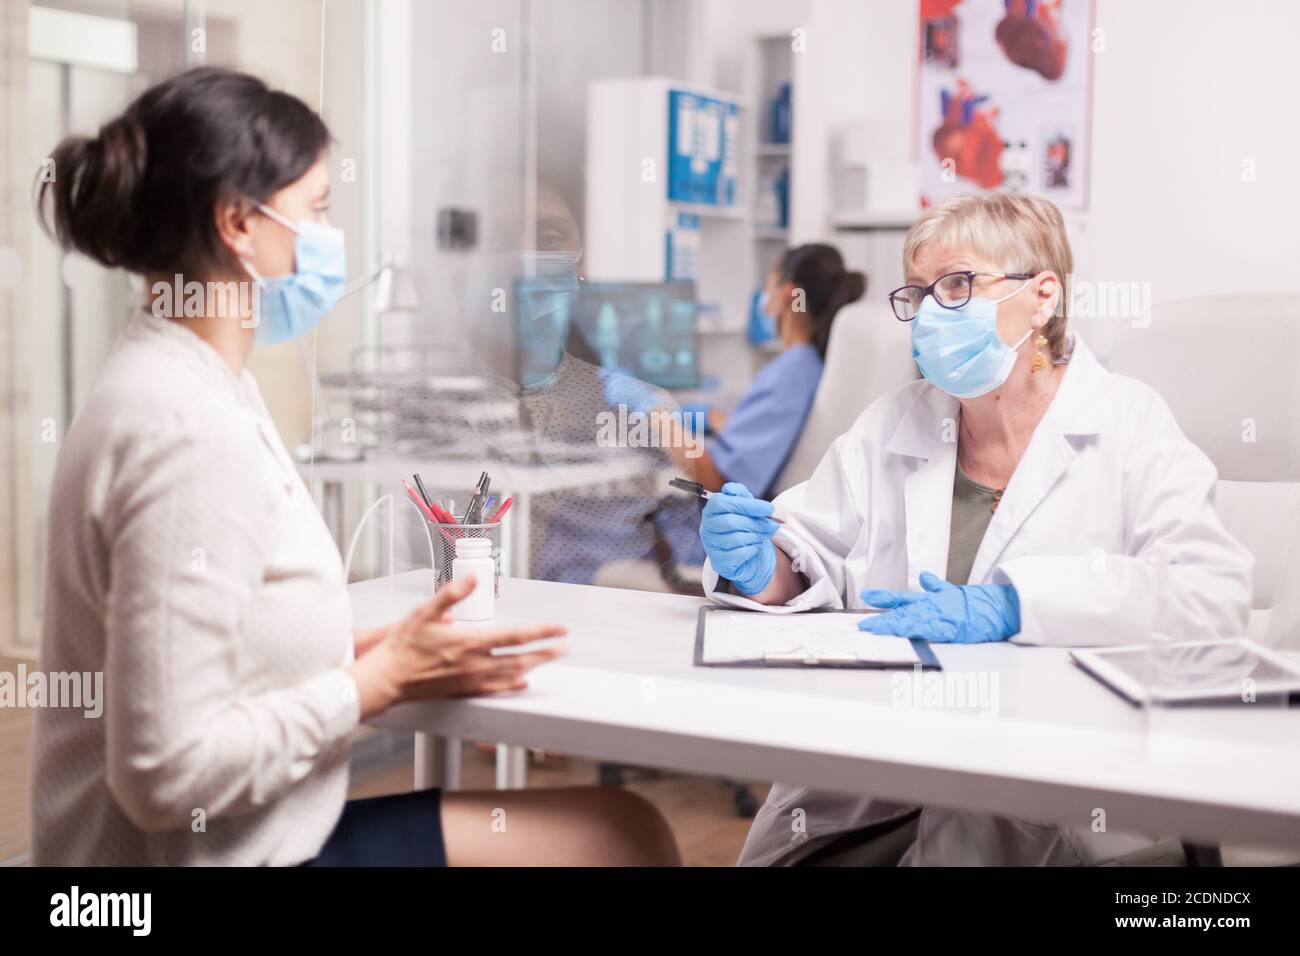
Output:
[585, 77, 745, 284]
[668, 200, 748, 221]
[832, 211, 917, 232]
[747, 35, 794, 280]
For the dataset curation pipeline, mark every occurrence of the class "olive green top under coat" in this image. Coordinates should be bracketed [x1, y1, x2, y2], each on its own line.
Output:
[946, 464, 999, 586]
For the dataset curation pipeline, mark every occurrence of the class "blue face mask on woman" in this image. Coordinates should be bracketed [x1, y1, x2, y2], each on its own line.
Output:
[513, 251, 580, 387]
[910, 280, 1034, 399]
[243, 203, 347, 346]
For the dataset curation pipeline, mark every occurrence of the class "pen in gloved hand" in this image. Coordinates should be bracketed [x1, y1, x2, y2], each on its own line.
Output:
[668, 478, 785, 524]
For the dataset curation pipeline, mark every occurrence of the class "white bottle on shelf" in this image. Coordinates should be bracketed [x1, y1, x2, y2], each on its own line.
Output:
[452, 537, 495, 621]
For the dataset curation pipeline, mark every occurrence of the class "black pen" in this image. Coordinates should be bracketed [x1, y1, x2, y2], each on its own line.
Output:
[463, 471, 488, 524]
[668, 478, 784, 524]
[412, 473, 435, 510]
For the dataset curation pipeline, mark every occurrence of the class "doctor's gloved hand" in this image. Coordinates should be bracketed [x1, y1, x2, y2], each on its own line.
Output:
[857, 571, 1021, 643]
[700, 482, 780, 596]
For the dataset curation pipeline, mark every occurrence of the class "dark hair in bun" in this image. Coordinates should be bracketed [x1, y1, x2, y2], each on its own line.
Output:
[36, 67, 331, 277]
[778, 243, 867, 359]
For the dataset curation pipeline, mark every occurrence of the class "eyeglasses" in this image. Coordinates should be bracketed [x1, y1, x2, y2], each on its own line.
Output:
[889, 271, 1034, 322]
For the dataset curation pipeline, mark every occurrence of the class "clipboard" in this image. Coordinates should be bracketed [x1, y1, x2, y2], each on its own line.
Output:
[693, 605, 942, 671]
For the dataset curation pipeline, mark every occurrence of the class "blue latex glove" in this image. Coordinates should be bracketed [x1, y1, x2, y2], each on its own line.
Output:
[700, 482, 779, 596]
[857, 571, 1021, 643]
[598, 367, 660, 415]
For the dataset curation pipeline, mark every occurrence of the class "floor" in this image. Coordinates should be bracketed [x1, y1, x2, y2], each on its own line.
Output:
[0, 654, 762, 865]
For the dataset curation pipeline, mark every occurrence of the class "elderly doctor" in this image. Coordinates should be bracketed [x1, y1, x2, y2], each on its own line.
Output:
[699, 192, 1253, 866]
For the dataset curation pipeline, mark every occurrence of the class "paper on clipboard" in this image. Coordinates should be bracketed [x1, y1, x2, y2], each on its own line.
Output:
[700, 609, 920, 665]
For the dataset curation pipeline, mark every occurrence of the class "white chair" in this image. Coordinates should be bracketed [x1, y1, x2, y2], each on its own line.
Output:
[1108, 294, 1300, 649]
[771, 301, 918, 495]
[1110, 293, 1300, 867]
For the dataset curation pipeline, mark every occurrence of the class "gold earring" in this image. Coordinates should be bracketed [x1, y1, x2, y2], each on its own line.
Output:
[1030, 334, 1049, 372]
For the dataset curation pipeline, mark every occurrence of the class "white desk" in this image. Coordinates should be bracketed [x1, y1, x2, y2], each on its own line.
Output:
[352, 570, 1300, 850]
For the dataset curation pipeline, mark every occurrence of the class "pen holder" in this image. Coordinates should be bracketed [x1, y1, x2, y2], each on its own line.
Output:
[430, 522, 503, 597]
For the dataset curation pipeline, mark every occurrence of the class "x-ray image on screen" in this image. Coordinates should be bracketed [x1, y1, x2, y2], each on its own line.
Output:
[570, 282, 698, 389]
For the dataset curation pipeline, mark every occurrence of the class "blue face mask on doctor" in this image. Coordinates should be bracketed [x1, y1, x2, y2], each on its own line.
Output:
[910, 278, 1036, 399]
[242, 203, 347, 346]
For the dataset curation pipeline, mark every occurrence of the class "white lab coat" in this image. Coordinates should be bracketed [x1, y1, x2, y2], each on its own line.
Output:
[704, 333, 1254, 866]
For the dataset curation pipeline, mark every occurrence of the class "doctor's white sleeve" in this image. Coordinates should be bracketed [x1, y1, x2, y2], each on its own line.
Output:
[703, 432, 865, 612]
[994, 424, 1254, 648]
[101, 412, 359, 832]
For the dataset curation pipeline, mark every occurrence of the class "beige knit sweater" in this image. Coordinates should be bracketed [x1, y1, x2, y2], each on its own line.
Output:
[33, 309, 359, 865]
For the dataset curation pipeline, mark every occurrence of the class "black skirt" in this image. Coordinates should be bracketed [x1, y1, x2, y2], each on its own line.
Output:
[303, 789, 447, 867]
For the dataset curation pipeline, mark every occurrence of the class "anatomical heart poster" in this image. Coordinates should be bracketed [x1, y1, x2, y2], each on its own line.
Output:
[918, 0, 1093, 209]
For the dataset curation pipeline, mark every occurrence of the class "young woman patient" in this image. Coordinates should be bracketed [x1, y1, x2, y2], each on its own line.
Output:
[32, 67, 679, 867]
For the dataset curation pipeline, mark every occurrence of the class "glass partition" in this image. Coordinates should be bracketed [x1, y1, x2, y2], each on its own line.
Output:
[4, 0, 706, 654]
[312, 0, 705, 592]
[2, 0, 375, 653]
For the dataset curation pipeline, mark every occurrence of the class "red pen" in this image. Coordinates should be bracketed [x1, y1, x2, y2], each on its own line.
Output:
[403, 481, 460, 545]
[488, 495, 514, 523]
[403, 479, 438, 523]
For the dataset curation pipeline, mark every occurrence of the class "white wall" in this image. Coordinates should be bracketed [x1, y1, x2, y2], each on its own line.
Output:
[387, 0, 526, 356]
[381, 0, 1300, 367]
[763, 0, 1300, 361]
[788, 0, 912, 243]
[789, 0, 914, 309]
[1080, 0, 1300, 358]
[385, 0, 644, 351]
[532, 0, 643, 233]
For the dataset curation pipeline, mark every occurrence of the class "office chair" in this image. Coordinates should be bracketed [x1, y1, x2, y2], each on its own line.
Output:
[1110, 294, 1300, 650]
[770, 301, 918, 495]
[1111, 293, 1300, 867]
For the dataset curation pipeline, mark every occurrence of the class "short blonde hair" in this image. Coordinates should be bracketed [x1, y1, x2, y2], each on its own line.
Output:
[903, 193, 1072, 358]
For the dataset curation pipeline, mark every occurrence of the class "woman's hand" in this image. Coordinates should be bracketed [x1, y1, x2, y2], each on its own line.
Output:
[352, 625, 388, 659]
[349, 576, 567, 719]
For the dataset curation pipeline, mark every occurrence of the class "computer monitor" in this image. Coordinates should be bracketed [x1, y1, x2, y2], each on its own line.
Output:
[571, 282, 699, 389]
[512, 279, 698, 390]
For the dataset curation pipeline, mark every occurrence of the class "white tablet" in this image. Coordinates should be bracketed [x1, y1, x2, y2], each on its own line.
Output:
[1070, 638, 1300, 705]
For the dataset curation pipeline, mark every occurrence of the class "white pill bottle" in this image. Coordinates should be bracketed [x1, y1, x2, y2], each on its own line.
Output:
[451, 536, 495, 621]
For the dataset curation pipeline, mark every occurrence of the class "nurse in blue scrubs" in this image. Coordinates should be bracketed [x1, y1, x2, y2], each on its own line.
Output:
[680, 243, 865, 497]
